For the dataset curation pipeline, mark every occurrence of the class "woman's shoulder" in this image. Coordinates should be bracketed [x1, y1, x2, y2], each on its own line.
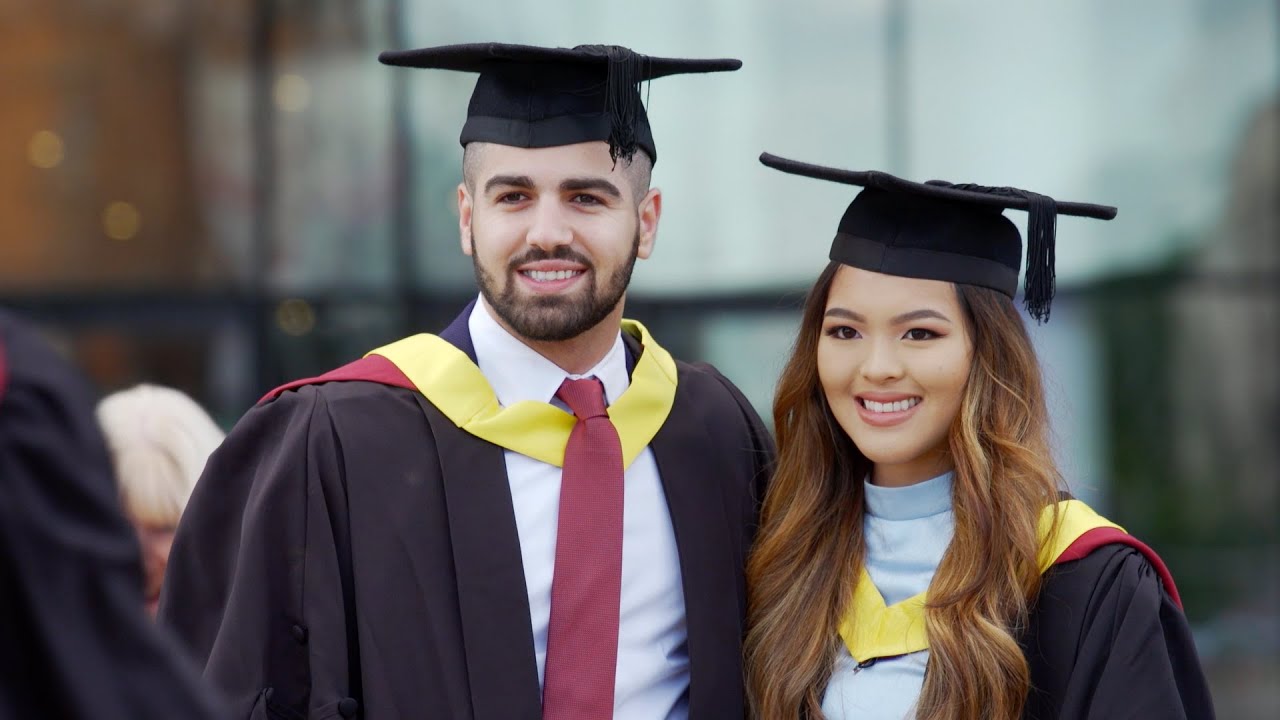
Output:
[1024, 542, 1216, 718]
[1042, 498, 1184, 609]
[1041, 541, 1167, 610]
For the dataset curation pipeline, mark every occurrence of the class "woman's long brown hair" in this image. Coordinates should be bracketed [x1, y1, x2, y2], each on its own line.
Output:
[745, 261, 1062, 719]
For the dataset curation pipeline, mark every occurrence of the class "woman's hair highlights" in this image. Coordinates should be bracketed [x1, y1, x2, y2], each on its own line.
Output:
[745, 262, 1062, 719]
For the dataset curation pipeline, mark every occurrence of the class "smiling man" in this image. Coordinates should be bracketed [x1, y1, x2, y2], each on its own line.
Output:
[462, 140, 657, 373]
[158, 43, 774, 720]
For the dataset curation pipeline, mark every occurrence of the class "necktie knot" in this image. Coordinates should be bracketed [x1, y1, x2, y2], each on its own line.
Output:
[556, 377, 609, 420]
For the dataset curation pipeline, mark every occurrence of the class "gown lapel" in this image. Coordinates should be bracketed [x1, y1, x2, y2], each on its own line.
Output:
[424, 305, 541, 720]
[647, 371, 742, 717]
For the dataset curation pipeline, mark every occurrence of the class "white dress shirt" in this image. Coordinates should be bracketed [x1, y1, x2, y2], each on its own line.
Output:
[821, 472, 955, 720]
[468, 299, 690, 719]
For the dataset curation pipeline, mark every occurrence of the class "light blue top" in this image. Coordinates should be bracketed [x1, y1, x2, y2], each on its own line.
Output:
[820, 472, 955, 720]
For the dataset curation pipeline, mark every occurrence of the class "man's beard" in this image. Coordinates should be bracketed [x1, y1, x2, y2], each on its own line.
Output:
[471, 223, 640, 343]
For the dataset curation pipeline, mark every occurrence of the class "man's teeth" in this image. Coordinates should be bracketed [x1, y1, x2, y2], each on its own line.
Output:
[524, 270, 582, 282]
[862, 398, 921, 413]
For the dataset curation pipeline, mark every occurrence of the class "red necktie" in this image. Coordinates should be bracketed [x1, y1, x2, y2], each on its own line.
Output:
[542, 377, 624, 720]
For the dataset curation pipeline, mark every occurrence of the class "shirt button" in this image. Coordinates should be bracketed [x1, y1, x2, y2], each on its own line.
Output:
[338, 697, 359, 718]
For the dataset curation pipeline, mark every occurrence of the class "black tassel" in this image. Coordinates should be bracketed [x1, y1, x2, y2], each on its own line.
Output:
[576, 45, 644, 165]
[913, 180, 1060, 322]
[1023, 191, 1058, 323]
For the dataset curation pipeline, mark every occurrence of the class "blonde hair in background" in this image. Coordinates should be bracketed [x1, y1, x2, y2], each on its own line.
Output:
[96, 384, 225, 528]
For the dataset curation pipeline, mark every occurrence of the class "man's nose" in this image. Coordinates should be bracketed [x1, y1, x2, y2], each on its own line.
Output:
[525, 200, 573, 251]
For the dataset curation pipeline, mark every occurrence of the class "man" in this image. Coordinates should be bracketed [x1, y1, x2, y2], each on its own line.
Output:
[0, 310, 222, 720]
[160, 43, 774, 720]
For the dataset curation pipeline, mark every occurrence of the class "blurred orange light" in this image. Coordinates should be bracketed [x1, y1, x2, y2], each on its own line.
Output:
[103, 202, 141, 241]
[28, 130, 65, 169]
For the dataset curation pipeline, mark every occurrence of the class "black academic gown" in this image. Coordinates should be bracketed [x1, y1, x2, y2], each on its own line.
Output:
[1021, 543, 1215, 719]
[159, 307, 775, 720]
[0, 310, 223, 720]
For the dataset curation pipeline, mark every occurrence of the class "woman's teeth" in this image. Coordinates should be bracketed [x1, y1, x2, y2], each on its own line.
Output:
[862, 398, 920, 413]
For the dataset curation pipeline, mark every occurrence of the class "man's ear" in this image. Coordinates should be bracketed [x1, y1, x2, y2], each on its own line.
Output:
[458, 183, 474, 256]
[636, 187, 662, 260]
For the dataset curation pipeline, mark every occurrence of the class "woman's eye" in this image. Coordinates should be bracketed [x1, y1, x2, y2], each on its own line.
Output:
[826, 326, 859, 340]
[904, 328, 938, 341]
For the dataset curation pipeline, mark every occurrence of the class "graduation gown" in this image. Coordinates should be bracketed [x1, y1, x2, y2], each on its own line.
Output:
[835, 499, 1214, 719]
[1020, 542, 1215, 719]
[159, 307, 775, 720]
[0, 310, 223, 720]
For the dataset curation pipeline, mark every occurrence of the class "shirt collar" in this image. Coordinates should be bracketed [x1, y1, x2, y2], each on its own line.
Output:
[863, 471, 954, 521]
[468, 296, 629, 408]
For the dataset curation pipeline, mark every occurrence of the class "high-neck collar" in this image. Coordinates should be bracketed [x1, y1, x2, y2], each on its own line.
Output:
[864, 472, 954, 521]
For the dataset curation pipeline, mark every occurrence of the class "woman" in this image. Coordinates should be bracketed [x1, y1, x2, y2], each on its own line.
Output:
[97, 383, 225, 616]
[745, 154, 1214, 719]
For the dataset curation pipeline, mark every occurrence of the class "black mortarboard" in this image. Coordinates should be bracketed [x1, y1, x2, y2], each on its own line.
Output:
[379, 43, 742, 165]
[759, 152, 1118, 322]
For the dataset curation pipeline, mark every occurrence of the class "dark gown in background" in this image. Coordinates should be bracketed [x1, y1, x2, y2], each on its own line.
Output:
[0, 310, 222, 720]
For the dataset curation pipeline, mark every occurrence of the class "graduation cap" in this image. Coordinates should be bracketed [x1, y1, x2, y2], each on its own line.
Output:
[759, 152, 1118, 322]
[378, 43, 742, 165]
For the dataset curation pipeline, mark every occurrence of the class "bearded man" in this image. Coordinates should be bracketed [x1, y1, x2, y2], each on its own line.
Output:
[158, 43, 774, 720]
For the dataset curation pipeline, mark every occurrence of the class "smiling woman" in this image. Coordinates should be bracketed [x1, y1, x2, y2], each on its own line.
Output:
[745, 154, 1215, 720]
[817, 267, 972, 489]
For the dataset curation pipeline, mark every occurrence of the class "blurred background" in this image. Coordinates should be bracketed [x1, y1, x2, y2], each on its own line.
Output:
[2, 0, 1275, 714]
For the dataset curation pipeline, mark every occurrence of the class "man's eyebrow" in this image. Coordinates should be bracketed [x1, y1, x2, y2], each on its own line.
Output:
[484, 175, 534, 194]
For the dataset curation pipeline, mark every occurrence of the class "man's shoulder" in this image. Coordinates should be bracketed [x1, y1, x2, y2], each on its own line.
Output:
[237, 364, 437, 454]
[672, 356, 733, 389]
[218, 374, 443, 481]
[257, 373, 431, 430]
[668, 358, 772, 451]
[259, 354, 417, 405]
[264, 375, 419, 405]
[671, 357, 753, 408]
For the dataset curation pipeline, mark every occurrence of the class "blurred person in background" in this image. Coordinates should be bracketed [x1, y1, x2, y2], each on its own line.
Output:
[0, 310, 222, 719]
[97, 383, 225, 617]
[743, 154, 1214, 719]
[160, 43, 774, 720]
